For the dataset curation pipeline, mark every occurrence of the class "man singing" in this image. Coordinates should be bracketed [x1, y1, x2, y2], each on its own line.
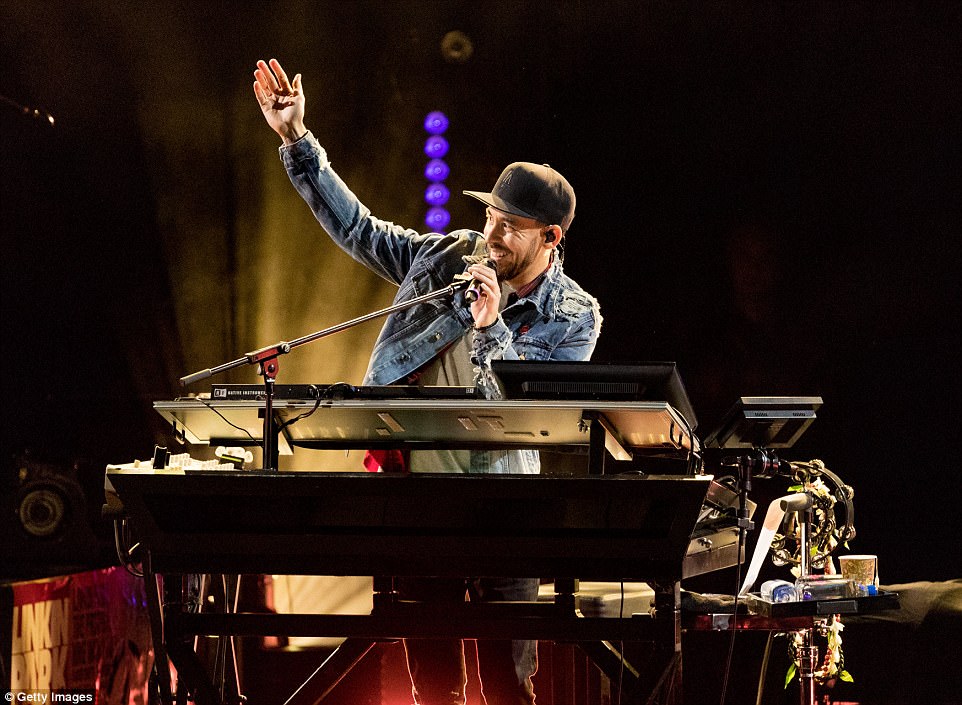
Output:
[253, 57, 601, 705]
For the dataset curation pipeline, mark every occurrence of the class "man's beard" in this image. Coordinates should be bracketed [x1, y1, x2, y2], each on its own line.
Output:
[487, 241, 540, 283]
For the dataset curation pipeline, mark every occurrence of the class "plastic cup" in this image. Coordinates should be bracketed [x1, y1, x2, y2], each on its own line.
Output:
[839, 554, 878, 595]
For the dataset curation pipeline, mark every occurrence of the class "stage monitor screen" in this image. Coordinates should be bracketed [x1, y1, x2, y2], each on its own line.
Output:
[491, 360, 697, 430]
[702, 396, 823, 449]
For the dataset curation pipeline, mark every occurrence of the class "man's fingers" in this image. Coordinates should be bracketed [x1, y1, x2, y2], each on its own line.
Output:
[254, 59, 299, 100]
[270, 58, 292, 92]
[253, 64, 274, 94]
[255, 59, 281, 92]
[253, 81, 270, 106]
[469, 264, 497, 284]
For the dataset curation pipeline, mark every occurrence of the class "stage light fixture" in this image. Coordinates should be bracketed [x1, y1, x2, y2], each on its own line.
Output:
[425, 182, 450, 206]
[425, 206, 451, 231]
[425, 158, 450, 181]
[424, 111, 449, 135]
[423, 111, 451, 231]
[423, 135, 449, 159]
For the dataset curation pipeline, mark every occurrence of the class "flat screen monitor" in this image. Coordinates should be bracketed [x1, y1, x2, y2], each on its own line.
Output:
[491, 360, 698, 430]
[702, 396, 823, 449]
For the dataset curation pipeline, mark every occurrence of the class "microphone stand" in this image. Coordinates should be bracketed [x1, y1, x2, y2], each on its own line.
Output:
[180, 278, 474, 471]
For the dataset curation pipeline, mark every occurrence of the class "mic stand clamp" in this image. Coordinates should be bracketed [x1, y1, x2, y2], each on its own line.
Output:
[245, 343, 291, 472]
[736, 454, 756, 533]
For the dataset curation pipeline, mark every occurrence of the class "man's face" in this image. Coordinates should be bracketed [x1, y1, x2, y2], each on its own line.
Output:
[482, 207, 548, 286]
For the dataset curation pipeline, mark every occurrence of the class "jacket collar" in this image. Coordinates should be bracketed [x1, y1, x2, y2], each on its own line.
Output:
[509, 259, 566, 316]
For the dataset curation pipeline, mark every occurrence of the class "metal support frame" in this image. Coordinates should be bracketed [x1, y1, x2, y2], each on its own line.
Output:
[149, 575, 684, 705]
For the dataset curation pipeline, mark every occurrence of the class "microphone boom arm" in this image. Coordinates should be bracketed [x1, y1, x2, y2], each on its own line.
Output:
[180, 281, 468, 387]
[178, 280, 470, 469]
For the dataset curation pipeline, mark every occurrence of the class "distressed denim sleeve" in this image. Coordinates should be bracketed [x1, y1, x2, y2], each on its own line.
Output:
[470, 319, 515, 399]
[280, 132, 432, 285]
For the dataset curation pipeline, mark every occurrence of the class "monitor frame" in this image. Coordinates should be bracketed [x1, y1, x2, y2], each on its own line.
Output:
[491, 360, 698, 430]
[702, 396, 823, 449]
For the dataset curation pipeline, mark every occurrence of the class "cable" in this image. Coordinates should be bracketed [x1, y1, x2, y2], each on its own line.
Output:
[676, 413, 701, 475]
[278, 383, 350, 432]
[275, 395, 322, 436]
[113, 518, 144, 578]
[718, 465, 750, 705]
[755, 631, 774, 705]
[718, 527, 746, 705]
[276, 383, 352, 436]
[195, 396, 258, 443]
[619, 584, 625, 699]
[197, 383, 352, 457]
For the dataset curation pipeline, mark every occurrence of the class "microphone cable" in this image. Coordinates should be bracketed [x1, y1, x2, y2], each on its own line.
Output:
[718, 472, 751, 705]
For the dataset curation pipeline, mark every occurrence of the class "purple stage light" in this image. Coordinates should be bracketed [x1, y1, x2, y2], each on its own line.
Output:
[424, 111, 449, 135]
[425, 182, 451, 206]
[424, 136, 449, 159]
[425, 207, 451, 231]
[424, 159, 450, 181]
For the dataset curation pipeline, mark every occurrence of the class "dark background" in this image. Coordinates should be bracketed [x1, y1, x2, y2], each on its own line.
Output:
[1, 1, 959, 584]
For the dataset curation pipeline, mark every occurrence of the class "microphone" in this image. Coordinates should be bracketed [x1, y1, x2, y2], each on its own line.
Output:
[462, 257, 497, 303]
[779, 493, 814, 513]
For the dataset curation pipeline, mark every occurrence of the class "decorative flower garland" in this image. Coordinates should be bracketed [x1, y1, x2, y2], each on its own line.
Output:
[770, 459, 857, 687]
[784, 612, 853, 687]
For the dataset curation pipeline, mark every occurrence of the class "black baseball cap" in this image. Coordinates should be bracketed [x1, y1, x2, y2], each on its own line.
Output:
[464, 162, 576, 232]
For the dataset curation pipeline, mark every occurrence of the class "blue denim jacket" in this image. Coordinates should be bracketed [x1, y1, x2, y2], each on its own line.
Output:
[281, 133, 602, 472]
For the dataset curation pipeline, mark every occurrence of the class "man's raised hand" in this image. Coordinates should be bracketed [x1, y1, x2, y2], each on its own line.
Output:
[253, 58, 306, 144]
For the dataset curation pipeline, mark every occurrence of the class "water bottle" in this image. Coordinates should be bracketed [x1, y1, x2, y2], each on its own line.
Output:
[760, 579, 797, 602]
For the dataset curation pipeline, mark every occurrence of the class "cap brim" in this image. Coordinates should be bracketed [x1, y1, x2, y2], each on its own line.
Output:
[463, 190, 539, 222]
